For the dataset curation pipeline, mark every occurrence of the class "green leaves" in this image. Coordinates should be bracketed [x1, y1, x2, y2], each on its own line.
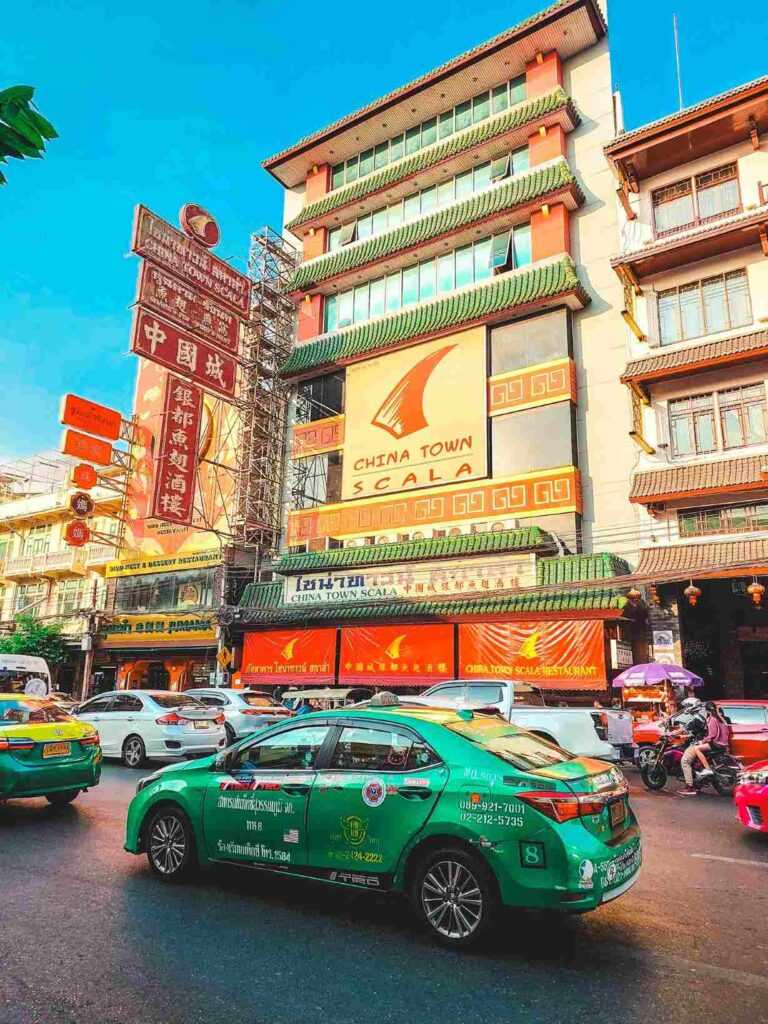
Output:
[0, 85, 58, 186]
[0, 615, 69, 667]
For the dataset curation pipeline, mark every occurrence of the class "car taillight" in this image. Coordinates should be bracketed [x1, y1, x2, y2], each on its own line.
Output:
[0, 737, 36, 751]
[79, 734, 100, 746]
[518, 790, 615, 823]
[214, 714, 225, 725]
[156, 712, 183, 725]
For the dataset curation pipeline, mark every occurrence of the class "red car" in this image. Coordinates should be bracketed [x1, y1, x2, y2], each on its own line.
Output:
[734, 760, 768, 833]
[633, 700, 768, 768]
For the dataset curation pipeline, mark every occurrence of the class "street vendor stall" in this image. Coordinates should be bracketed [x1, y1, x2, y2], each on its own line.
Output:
[612, 663, 703, 724]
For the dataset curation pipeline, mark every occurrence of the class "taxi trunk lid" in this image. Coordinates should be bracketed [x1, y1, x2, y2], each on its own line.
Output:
[526, 757, 630, 840]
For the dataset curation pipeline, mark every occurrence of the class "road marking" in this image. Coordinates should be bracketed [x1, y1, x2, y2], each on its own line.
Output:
[691, 853, 768, 869]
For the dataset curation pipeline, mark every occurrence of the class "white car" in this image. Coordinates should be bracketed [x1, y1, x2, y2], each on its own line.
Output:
[74, 690, 227, 768]
[185, 688, 294, 744]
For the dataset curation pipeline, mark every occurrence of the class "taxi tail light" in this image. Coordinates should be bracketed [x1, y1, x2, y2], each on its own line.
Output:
[0, 737, 36, 751]
[79, 734, 100, 746]
[518, 791, 611, 823]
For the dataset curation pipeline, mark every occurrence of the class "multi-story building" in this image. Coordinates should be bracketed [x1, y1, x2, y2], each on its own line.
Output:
[607, 75, 768, 697]
[228, 0, 644, 702]
[0, 455, 119, 692]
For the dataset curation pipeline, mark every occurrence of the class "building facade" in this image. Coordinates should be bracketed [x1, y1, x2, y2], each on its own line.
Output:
[229, 0, 643, 702]
[607, 75, 768, 698]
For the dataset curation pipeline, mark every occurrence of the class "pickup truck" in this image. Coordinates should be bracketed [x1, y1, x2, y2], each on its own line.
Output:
[410, 679, 635, 763]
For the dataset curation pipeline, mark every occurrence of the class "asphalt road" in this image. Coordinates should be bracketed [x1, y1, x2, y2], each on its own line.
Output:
[2, 763, 768, 1024]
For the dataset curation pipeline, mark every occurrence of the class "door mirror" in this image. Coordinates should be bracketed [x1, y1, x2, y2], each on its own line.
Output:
[212, 751, 230, 772]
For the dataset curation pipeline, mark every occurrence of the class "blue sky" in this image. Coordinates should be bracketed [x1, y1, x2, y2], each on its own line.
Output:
[1, 0, 766, 461]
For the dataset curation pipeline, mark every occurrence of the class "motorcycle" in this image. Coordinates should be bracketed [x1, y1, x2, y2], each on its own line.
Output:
[640, 728, 741, 796]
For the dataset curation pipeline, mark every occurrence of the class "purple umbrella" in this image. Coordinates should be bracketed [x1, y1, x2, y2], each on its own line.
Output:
[612, 663, 703, 688]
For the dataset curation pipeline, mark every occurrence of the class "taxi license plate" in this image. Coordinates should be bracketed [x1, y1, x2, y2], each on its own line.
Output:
[609, 798, 626, 827]
[193, 720, 209, 729]
[43, 742, 71, 758]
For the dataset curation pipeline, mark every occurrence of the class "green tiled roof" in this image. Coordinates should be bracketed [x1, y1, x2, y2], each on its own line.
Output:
[235, 586, 626, 621]
[273, 526, 554, 575]
[285, 88, 577, 231]
[290, 160, 580, 291]
[240, 581, 282, 609]
[282, 255, 585, 377]
[537, 553, 632, 586]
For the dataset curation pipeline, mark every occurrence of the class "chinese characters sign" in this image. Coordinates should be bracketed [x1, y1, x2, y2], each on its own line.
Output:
[283, 554, 537, 606]
[150, 374, 203, 526]
[339, 624, 454, 686]
[131, 309, 237, 399]
[137, 263, 241, 355]
[241, 629, 336, 685]
[131, 205, 250, 315]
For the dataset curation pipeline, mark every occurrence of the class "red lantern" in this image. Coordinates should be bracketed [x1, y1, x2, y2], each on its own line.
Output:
[626, 587, 642, 603]
[683, 582, 702, 607]
[747, 581, 765, 606]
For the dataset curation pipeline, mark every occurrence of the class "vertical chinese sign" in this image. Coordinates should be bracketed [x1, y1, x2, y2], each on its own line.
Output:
[151, 374, 203, 526]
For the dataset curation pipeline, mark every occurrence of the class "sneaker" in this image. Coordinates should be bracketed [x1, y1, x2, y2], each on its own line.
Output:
[678, 787, 698, 796]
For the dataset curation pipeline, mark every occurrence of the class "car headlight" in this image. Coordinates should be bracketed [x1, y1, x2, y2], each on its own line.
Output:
[738, 771, 768, 785]
[136, 771, 164, 794]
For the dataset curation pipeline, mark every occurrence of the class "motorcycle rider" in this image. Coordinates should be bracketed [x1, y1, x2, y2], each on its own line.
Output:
[678, 700, 729, 796]
[675, 698, 707, 797]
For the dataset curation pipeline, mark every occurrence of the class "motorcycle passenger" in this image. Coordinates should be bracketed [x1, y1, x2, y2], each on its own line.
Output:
[693, 702, 731, 780]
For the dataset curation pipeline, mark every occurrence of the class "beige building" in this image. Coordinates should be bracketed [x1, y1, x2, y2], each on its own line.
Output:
[607, 76, 768, 697]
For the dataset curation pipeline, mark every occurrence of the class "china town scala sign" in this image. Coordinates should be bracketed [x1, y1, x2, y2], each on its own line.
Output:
[282, 553, 537, 606]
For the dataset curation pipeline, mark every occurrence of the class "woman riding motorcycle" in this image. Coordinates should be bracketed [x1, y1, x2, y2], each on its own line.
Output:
[679, 701, 731, 797]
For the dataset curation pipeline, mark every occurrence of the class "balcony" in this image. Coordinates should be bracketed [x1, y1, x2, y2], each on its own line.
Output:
[3, 549, 87, 579]
[85, 543, 117, 571]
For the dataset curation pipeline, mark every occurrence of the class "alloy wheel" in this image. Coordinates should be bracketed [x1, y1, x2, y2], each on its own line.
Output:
[149, 814, 187, 875]
[421, 859, 483, 940]
[124, 738, 143, 767]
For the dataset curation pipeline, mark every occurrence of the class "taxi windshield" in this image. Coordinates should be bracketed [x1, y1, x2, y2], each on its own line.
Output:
[0, 700, 71, 725]
[447, 718, 572, 770]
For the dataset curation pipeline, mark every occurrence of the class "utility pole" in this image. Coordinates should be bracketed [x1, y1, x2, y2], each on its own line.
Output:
[79, 610, 102, 702]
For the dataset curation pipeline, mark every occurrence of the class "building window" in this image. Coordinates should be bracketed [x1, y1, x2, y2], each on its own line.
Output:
[652, 162, 739, 237]
[329, 77, 528, 192]
[679, 501, 768, 538]
[295, 373, 344, 424]
[114, 568, 215, 613]
[658, 269, 752, 345]
[23, 525, 51, 556]
[668, 384, 768, 458]
[323, 225, 531, 332]
[56, 579, 85, 616]
[288, 451, 342, 511]
[14, 582, 47, 617]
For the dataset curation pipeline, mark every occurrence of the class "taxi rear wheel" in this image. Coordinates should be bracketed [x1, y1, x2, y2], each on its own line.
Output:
[145, 806, 196, 881]
[122, 735, 146, 768]
[411, 846, 497, 948]
[45, 789, 80, 807]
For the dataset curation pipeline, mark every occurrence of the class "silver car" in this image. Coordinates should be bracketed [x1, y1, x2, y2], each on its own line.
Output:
[185, 688, 294, 744]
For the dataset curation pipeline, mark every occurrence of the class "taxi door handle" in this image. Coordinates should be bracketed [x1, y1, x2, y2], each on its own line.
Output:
[282, 783, 311, 795]
[397, 786, 432, 800]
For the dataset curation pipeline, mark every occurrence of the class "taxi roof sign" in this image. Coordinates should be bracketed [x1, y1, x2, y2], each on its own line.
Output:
[60, 394, 122, 442]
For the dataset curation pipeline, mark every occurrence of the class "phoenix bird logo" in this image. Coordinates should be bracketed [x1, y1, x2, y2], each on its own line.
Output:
[518, 631, 541, 660]
[384, 634, 407, 659]
[281, 638, 298, 661]
[371, 345, 456, 439]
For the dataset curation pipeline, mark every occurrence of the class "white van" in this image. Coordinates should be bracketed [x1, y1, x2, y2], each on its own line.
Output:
[0, 654, 52, 697]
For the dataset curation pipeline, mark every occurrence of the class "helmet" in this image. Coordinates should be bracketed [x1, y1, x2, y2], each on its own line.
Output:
[680, 697, 703, 711]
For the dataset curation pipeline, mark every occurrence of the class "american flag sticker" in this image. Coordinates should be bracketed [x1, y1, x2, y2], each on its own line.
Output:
[283, 829, 300, 845]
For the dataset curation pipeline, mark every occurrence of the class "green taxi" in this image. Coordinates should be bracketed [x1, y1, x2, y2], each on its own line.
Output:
[0, 694, 102, 806]
[125, 702, 641, 946]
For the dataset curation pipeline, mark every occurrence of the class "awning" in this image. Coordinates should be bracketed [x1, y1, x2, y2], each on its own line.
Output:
[621, 329, 768, 386]
[630, 455, 768, 504]
[636, 539, 768, 577]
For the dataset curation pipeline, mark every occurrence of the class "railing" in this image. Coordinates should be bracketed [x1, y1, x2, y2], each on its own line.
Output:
[3, 550, 87, 577]
[85, 544, 116, 566]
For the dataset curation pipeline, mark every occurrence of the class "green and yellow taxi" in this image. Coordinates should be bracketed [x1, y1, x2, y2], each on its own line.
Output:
[125, 701, 642, 947]
[0, 694, 102, 806]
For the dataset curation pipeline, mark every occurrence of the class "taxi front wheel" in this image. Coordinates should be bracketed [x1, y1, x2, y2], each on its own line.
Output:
[410, 846, 498, 948]
[145, 806, 197, 881]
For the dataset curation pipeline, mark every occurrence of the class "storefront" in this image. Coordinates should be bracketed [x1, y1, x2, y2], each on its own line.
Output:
[95, 612, 217, 691]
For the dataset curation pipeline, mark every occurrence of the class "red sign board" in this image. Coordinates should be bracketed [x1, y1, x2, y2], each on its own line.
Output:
[137, 263, 241, 356]
[179, 203, 221, 248]
[150, 374, 203, 526]
[131, 205, 250, 315]
[458, 620, 607, 690]
[64, 521, 91, 548]
[339, 624, 454, 687]
[60, 394, 122, 441]
[131, 309, 237, 400]
[71, 463, 98, 490]
[61, 429, 113, 466]
[69, 491, 95, 519]
[241, 629, 336, 685]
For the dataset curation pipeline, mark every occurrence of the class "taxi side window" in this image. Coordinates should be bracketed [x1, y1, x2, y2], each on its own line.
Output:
[232, 725, 330, 772]
[329, 726, 439, 772]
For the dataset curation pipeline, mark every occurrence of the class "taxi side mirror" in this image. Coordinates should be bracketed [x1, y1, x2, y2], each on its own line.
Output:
[212, 751, 230, 772]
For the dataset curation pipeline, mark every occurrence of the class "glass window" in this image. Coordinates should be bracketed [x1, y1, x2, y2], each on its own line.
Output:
[491, 231, 512, 270]
[513, 224, 532, 268]
[473, 161, 491, 191]
[653, 179, 694, 234]
[353, 284, 369, 323]
[114, 568, 215, 613]
[492, 83, 509, 113]
[194, 693, 227, 706]
[447, 719, 571, 769]
[679, 282, 704, 339]
[24, 525, 50, 556]
[345, 156, 359, 183]
[387, 200, 403, 228]
[509, 75, 526, 105]
[338, 290, 353, 327]
[511, 146, 530, 175]
[719, 384, 767, 449]
[338, 222, 356, 246]
[421, 117, 437, 148]
[369, 277, 386, 318]
[466, 684, 504, 703]
[385, 272, 402, 312]
[241, 693, 283, 707]
[293, 370, 344, 427]
[455, 245, 473, 287]
[473, 237, 492, 282]
[437, 253, 455, 294]
[14, 582, 47, 616]
[324, 294, 338, 333]
[331, 164, 345, 190]
[112, 694, 143, 712]
[419, 259, 436, 301]
[472, 91, 490, 123]
[0, 699, 71, 724]
[403, 193, 420, 221]
[328, 227, 342, 252]
[329, 725, 419, 771]
[371, 208, 388, 236]
[390, 134, 404, 162]
[658, 289, 680, 345]
[455, 100, 472, 132]
[490, 155, 510, 182]
[438, 110, 454, 139]
[455, 170, 473, 200]
[679, 503, 768, 537]
[668, 394, 717, 458]
[658, 269, 751, 345]
[56, 579, 84, 616]
[420, 185, 437, 214]
[402, 265, 419, 305]
[726, 270, 752, 327]
[374, 142, 389, 170]
[696, 164, 739, 220]
[405, 125, 421, 155]
[79, 696, 114, 714]
[702, 276, 728, 334]
[719, 705, 768, 724]
[149, 693, 206, 709]
[437, 180, 454, 207]
[358, 148, 374, 178]
[357, 213, 373, 240]
[233, 725, 331, 772]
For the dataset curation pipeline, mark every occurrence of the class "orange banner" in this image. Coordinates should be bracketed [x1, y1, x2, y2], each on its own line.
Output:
[339, 624, 454, 687]
[241, 629, 336, 685]
[458, 620, 606, 689]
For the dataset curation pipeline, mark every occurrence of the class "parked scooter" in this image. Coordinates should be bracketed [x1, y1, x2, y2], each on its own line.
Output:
[640, 726, 741, 796]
